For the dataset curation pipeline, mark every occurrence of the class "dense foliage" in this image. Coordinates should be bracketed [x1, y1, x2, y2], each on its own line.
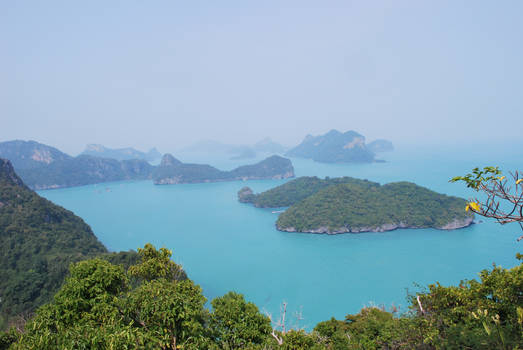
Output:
[240, 176, 378, 208]
[285, 130, 378, 163]
[240, 175, 472, 233]
[2, 245, 521, 349]
[0, 159, 139, 330]
[274, 180, 472, 233]
[154, 154, 294, 184]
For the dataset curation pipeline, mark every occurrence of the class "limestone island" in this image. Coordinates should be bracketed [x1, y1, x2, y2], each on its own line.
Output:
[0, 140, 295, 189]
[285, 129, 393, 163]
[238, 176, 474, 234]
[154, 154, 294, 185]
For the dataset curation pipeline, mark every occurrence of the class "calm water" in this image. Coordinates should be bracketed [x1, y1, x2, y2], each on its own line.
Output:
[39, 146, 522, 329]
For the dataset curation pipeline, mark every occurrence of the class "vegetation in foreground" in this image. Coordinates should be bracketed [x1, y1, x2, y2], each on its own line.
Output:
[1, 244, 521, 349]
[1, 164, 521, 348]
[0, 158, 140, 329]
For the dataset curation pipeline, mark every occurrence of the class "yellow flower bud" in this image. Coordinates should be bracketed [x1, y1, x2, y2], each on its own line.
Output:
[468, 202, 480, 212]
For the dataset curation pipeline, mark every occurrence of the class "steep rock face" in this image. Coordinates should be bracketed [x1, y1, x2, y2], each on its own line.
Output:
[285, 130, 376, 163]
[438, 217, 475, 230]
[367, 139, 394, 153]
[0, 140, 72, 169]
[154, 155, 295, 185]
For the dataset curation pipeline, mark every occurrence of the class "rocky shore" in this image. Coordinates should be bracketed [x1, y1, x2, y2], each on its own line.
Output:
[277, 217, 474, 234]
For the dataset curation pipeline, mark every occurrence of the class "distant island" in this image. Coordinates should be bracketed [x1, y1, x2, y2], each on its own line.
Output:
[239, 176, 473, 234]
[180, 137, 287, 160]
[17, 155, 154, 190]
[367, 139, 394, 153]
[0, 140, 295, 189]
[81, 144, 161, 162]
[154, 154, 294, 185]
[285, 130, 392, 163]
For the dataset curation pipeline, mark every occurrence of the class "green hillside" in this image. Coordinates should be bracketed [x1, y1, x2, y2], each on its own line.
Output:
[276, 181, 473, 233]
[0, 158, 138, 329]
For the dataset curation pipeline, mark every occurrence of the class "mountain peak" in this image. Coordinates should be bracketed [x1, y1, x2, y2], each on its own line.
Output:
[160, 153, 183, 167]
[0, 158, 26, 187]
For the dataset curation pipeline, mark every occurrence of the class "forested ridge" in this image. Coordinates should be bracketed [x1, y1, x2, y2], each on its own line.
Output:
[277, 181, 473, 233]
[239, 176, 473, 234]
[0, 158, 138, 329]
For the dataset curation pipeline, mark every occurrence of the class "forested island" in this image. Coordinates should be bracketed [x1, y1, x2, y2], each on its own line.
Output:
[0, 140, 294, 189]
[153, 154, 294, 184]
[285, 129, 392, 163]
[239, 176, 473, 234]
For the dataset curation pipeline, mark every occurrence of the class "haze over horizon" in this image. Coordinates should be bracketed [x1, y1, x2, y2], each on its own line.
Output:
[2, 1, 523, 155]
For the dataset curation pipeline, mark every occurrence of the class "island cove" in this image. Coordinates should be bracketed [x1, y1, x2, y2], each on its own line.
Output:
[238, 176, 474, 234]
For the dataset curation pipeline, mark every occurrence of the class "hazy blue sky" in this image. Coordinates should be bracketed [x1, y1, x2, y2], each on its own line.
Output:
[2, 1, 522, 155]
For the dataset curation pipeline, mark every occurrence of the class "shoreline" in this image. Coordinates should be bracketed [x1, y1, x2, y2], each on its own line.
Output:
[277, 217, 475, 235]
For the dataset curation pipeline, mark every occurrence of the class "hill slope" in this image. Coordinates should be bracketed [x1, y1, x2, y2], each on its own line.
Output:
[0, 158, 109, 327]
[238, 176, 378, 208]
[0, 140, 72, 170]
[276, 181, 473, 233]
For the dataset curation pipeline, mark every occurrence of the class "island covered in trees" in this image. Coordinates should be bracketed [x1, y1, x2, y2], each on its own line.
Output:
[239, 176, 474, 234]
[0, 140, 294, 189]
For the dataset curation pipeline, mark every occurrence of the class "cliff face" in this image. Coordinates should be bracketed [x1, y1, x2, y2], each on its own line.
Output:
[277, 218, 474, 234]
[367, 139, 394, 153]
[153, 154, 295, 185]
[0, 140, 73, 170]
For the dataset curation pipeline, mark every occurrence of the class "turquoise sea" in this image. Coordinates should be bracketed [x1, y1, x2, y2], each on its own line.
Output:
[39, 146, 522, 329]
